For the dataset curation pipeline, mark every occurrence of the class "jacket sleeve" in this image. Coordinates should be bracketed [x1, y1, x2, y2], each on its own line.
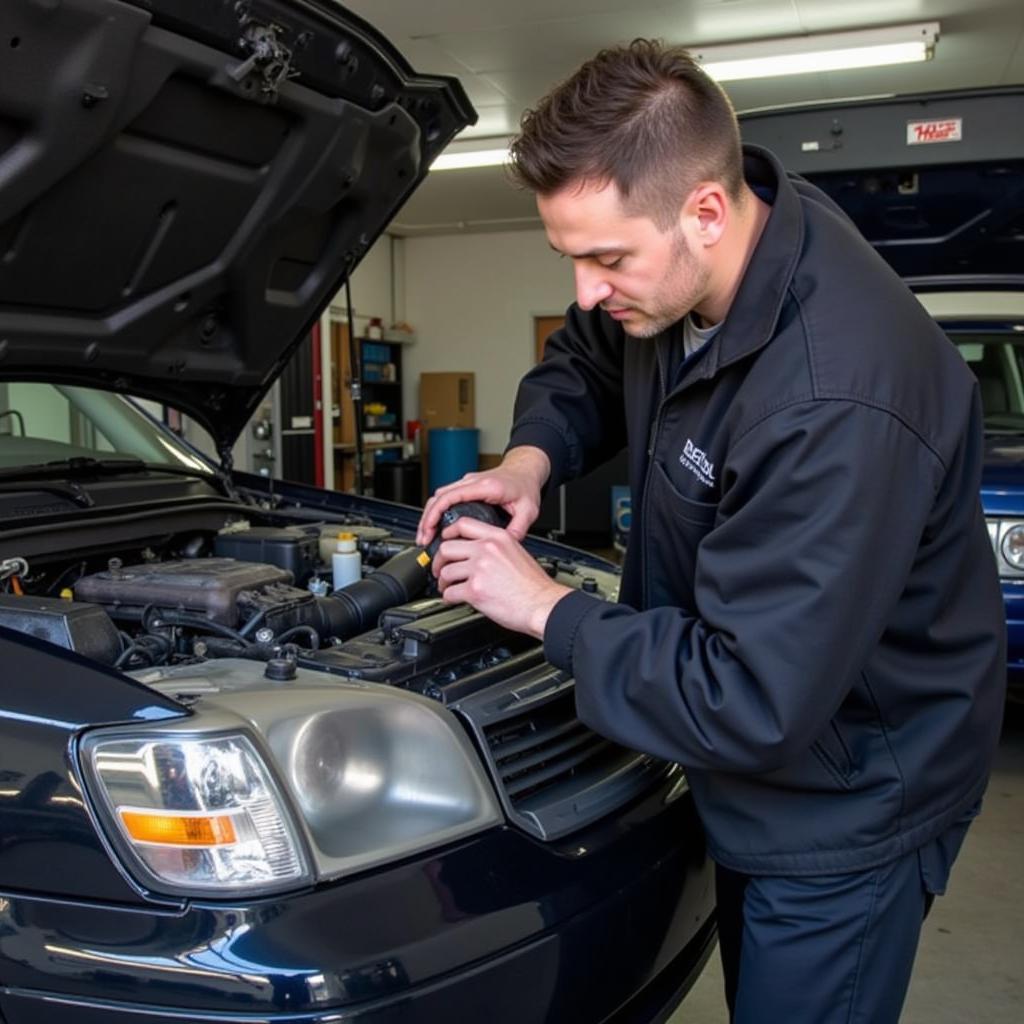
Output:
[544, 398, 946, 774]
[506, 304, 628, 488]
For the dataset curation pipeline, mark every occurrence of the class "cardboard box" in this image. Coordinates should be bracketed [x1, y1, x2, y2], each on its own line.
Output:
[419, 372, 475, 430]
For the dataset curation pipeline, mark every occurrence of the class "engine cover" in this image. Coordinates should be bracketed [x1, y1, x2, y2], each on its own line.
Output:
[74, 559, 298, 627]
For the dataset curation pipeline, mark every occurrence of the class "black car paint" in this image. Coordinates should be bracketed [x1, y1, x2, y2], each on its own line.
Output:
[0, 471, 716, 1023]
[0, 779, 712, 1022]
[0, 630, 185, 905]
[0, 0, 475, 450]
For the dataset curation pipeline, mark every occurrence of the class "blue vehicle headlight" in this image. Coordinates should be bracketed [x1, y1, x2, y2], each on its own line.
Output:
[987, 518, 1024, 577]
[1002, 524, 1024, 570]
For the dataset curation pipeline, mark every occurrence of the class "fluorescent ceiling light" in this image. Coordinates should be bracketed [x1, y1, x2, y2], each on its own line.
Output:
[696, 22, 939, 82]
[431, 147, 509, 171]
[429, 23, 939, 171]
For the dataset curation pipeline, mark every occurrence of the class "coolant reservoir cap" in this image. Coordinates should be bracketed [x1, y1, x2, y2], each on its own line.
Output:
[265, 657, 297, 682]
[336, 531, 357, 552]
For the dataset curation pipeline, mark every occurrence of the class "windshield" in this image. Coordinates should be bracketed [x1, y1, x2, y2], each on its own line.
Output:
[953, 334, 1024, 432]
[0, 383, 212, 473]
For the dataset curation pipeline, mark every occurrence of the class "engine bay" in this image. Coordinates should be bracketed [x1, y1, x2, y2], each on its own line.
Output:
[0, 497, 654, 843]
[0, 513, 617, 686]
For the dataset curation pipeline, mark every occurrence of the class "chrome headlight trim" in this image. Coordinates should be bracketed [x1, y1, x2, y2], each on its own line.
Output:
[1001, 523, 1024, 571]
[987, 517, 1024, 578]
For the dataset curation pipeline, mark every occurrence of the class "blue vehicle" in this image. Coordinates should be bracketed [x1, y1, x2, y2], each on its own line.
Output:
[742, 87, 1024, 689]
[918, 290, 1024, 687]
[0, 2, 715, 1022]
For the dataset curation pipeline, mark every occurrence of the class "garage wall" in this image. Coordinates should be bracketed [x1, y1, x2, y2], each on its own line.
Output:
[181, 230, 573, 473]
[333, 234, 396, 329]
[402, 229, 573, 455]
[180, 235, 397, 470]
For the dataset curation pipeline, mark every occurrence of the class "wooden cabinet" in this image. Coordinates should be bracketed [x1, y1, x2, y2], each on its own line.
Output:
[330, 322, 405, 492]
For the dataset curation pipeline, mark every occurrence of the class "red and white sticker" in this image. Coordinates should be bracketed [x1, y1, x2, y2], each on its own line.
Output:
[906, 117, 963, 145]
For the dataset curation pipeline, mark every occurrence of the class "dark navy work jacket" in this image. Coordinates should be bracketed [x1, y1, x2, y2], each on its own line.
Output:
[509, 145, 1006, 875]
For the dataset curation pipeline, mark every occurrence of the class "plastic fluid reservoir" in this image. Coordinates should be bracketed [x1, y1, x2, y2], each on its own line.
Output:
[332, 532, 361, 590]
[318, 524, 389, 563]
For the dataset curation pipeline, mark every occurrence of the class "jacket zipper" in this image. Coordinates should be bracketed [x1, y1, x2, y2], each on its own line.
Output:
[640, 339, 670, 604]
[648, 337, 668, 456]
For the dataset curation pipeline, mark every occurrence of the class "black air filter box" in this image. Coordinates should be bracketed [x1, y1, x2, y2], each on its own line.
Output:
[214, 527, 320, 584]
[0, 594, 121, 664]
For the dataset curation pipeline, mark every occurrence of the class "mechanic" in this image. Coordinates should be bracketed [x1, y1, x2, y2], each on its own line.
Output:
[415, 40, 1005, 1023]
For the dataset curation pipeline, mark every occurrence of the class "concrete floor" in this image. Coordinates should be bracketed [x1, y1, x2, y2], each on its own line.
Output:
[668, 700, 1024, 1023]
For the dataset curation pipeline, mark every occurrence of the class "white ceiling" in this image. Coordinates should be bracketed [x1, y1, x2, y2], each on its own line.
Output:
[342, 0, 1024, 235]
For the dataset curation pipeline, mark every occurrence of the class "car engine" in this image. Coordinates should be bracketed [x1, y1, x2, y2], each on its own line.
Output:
[0, 505, 650, 842]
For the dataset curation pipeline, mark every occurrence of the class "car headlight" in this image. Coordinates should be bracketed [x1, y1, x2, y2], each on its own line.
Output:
[81, 660, 503, 896]
[262, 696, 502, 877]
[80, 732, 312, 897]
[986, 518, 1024, 577]
[1001, 524, 1024, 569]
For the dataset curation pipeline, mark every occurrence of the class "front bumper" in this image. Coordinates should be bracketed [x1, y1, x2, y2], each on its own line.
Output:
[1002, 580, 1024, 688]
[0, 776, 715, 1024]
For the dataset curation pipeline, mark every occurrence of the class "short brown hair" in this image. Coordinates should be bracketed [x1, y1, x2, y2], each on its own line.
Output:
[509, 39, 744, 229]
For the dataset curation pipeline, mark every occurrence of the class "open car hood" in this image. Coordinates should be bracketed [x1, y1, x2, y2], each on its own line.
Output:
[0, 0, 475, 450]
[740, 87, 1024, 282]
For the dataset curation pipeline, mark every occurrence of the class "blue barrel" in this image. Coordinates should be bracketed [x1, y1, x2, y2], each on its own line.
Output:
[428, 427, 479, 494]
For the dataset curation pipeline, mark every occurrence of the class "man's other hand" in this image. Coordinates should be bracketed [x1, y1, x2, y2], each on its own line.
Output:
[415, 445, 551, 547]
[431, 516, 571, 639]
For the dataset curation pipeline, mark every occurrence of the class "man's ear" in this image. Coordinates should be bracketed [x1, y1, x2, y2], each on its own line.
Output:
[682, 183, 728, 248]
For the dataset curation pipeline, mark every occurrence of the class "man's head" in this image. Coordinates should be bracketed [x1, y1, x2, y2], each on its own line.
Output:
[510, 40, 749, 335]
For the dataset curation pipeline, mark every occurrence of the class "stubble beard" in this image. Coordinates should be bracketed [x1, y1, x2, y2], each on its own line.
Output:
[620, 231, 710, 339]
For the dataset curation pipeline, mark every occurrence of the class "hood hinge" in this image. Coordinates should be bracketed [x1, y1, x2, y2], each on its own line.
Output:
[228, 20, 298, 103]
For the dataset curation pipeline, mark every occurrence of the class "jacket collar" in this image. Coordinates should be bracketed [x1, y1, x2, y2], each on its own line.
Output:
[685, 144, 805, 383]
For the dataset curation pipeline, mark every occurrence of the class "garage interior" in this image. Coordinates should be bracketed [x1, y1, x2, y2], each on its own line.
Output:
[181, 2, 1022, 1021]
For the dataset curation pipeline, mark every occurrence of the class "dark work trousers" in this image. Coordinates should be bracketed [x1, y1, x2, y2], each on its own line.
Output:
[715, 850, 935, 1024]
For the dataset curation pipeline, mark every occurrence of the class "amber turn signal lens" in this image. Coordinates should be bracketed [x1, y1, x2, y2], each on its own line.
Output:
[119, 809, 237, 846]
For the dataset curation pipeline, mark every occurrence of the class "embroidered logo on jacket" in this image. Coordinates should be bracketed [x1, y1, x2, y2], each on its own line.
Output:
[680, 439, 715, 488]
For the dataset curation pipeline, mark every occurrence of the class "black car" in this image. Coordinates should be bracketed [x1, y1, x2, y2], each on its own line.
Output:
[0, 2, 716, 1022]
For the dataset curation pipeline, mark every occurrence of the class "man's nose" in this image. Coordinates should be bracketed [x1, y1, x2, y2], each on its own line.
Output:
[574, 263, 613, 310]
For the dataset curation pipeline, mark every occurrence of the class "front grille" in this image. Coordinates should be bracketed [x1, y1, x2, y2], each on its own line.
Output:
[487, 691, 622, 801]
[454, 667, 666, 840]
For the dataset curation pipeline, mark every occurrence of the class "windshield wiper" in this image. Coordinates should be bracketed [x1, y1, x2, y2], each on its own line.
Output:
[0, 457, 143, 480]
[0, 480, 94, 508]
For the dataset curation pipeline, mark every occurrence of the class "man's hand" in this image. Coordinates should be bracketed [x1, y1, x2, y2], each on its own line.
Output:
[432, 516, 572, 639]
[416, 446, 551, 547]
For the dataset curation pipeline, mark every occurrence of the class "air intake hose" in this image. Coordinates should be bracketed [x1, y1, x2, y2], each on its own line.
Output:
[313, 545, 430, 639]
[313, 502, 511, 641]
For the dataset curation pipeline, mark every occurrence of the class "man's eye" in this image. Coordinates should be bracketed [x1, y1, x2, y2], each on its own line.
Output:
[599, 256, 624, 269]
